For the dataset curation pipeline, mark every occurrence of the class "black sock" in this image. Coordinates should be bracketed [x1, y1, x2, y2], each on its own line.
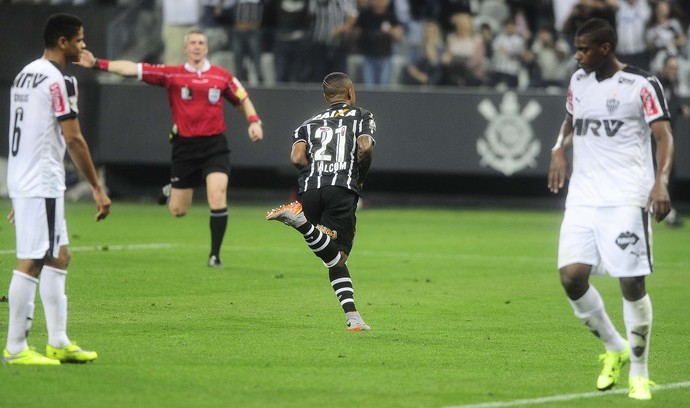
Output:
[300, 223, 340, 267]
[295, 223, 311, 235]
[209, 208, 227, 258]
[330, 265, 356, 313]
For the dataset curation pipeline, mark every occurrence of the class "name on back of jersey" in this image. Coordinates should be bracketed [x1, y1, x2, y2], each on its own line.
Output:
[317, 160, 349, 173]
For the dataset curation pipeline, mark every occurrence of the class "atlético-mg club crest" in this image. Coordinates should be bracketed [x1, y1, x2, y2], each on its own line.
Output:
[476, 92, 541, 176]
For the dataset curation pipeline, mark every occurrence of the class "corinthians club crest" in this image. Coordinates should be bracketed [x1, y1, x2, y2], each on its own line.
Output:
[476, 92, 541, 176]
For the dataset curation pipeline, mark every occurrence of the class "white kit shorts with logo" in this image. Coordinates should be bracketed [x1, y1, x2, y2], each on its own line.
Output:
[12, 196, 69, 259]
[558, 205, 653, 278]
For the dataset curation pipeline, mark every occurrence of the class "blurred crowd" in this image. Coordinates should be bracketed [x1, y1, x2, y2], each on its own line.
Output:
[9, 0, 690, 94]
[6, 0, 123, 4]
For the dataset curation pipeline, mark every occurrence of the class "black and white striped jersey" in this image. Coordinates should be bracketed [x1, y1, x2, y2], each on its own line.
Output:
[292, 102, 376, 195]
[310, 0, 358, 44]
[234, 0, 264, 25]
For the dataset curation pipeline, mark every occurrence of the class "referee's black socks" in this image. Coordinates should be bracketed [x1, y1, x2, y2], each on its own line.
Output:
[210, 208, 228, 258]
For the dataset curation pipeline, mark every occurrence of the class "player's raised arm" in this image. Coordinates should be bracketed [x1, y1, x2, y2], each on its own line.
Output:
[76, 49, 139, 77]
[548, 113, 573, 194]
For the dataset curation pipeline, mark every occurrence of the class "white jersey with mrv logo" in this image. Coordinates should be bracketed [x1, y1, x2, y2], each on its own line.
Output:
[7, 58, 78, 198]
[565, 66, 670, 208]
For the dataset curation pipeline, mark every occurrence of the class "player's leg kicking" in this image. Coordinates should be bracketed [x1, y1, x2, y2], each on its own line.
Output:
[267, 199, 370, 331]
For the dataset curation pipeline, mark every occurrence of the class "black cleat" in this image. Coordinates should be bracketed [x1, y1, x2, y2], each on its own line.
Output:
[157, 184, 171, 206]
[208, 255, 223, 268]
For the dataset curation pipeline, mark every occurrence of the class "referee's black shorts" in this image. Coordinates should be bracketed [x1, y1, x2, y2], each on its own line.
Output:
[300, 186, 359, 255]
[170, 134, 231, 189]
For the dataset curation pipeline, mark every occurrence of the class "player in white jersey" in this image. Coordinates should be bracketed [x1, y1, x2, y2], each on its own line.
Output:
[3, 13, 111, 365]
[548, 18, 674, 400]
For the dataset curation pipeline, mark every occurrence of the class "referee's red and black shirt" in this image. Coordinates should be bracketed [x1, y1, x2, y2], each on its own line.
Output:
[139, 60, 248, 137]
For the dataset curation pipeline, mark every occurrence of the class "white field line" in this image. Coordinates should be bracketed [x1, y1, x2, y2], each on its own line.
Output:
[444, 380, 690, 408]
[0, 243, 177, 256]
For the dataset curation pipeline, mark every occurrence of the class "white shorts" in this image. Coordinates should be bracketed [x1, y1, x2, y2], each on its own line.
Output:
[558, 206, 653, 278]
[12, 197, 69, 259]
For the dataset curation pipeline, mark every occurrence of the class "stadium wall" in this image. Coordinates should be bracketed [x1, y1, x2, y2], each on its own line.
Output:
[86, 83, 690, 176]
[93, 82, 690, 182]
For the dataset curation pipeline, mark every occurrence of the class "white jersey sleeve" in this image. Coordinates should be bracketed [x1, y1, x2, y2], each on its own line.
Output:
[7, 59, 77, 198]
[565, 67, 670, 208]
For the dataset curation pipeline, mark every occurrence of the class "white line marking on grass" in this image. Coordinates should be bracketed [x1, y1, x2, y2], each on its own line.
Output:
[0, 243, 177, 256]
[444, 381, 690, 408]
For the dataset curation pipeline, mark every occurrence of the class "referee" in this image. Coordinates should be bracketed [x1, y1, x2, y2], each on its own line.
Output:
[78, 29, 263, 268]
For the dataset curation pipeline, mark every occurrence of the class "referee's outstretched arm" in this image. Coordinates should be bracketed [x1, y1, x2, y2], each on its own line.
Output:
[74, 49, 138, 77]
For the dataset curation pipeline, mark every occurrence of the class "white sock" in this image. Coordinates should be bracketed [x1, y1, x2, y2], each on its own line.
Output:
[568, 286, 627, 352]
[5, 271, 38, 355]
[39, 266, 70, 348]
[624, 295, 652, 378]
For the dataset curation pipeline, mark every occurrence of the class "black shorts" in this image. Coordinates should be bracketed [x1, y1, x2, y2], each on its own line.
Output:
[300, 186, 359, 255]
[170, 134, 231, 189]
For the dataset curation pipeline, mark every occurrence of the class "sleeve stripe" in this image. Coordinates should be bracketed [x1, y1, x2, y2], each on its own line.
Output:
[647, 75, 671, 118]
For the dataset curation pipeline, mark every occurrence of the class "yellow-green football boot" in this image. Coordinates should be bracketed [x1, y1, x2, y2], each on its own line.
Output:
[628, 376, 655, 400]
[597, 341, 630, 391]
[3, 347, 61, 365]
[46, 342, 97, 363]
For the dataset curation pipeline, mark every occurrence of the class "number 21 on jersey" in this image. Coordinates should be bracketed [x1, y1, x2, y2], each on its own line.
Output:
[314, 126, 347, 163]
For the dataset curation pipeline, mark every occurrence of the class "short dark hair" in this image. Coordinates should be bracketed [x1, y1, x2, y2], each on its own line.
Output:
[322, 72, 352, 100]
[44, 13, 83, 48]
[576, 18, 617, 51]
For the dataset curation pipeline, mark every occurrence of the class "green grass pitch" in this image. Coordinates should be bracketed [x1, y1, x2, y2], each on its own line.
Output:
[0, 198, 688, 407]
